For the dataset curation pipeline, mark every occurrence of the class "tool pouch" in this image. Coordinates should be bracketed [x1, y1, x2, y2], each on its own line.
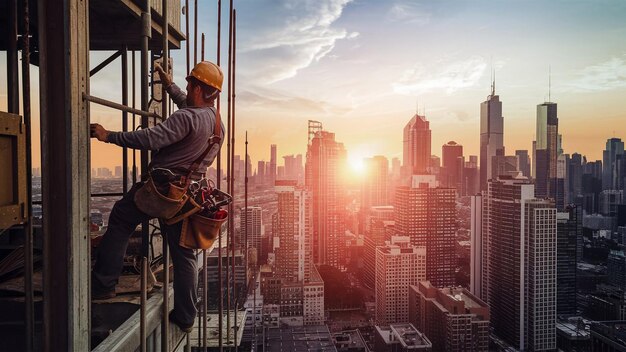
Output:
[133, 177, 189, 219]
[179, 210, 228, 249]
[163, 196, 203, 225]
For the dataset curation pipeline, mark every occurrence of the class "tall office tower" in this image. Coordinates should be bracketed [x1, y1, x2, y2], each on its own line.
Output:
[391, 157, 401, 179]
[375, 236, 426, 324]
[441, 141, 463, 191]
[557, 205, 580, 316]
[608, 250, 626, 291]
[114, 166, 122, 177]
[534, 102, 559, 199]
[603, 138, 624, 190]
[274, 180, 312, 283]
[305, 125, 347, 267]
[516, 150, 531, 177]
[569, 153, 583, 203]
[395, 175, 456, 287]
[470, 194, 484, 300]
[362, 156, 389, 210]
[403, 113, 431, 177]
[257, 160, 266, 184]
[582, 160, 603, 214]
[270, 144, 277, 184]
[479, 81, 504, 191]
[464, 155, 480, 196]
[241, 206, 263, 254]
[556, 153, 570, 210]
[486, 177, 557, 351]
[409, 281, 490, 352]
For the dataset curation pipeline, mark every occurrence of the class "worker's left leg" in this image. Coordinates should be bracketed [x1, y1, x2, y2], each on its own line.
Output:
[162, 220, 198, 327]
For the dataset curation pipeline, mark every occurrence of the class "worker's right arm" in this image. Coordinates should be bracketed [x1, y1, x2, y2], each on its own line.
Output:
[155, 63, 187, 108]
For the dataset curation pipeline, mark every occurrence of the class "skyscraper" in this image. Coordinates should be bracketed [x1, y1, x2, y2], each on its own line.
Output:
[515, 150, 531, 177]
[441, 141, 463, 192]
[479, 82, 504, 191]
[274, 180, 312, 283]
[470, 194, 484, 300]
[534, 102, 558, 199]
[557, 205, 580, 317]
[241, 206, 263, 254]
[484, 176, 557, 351]
[270, 144, 277, 184]
[375, 236, 426, 324]
[395, 175, 456, 287]
[362, 155, 390, 210]
[403, 113, 431, 177]
[603, 138, 624, 190]
[305, 124, 347, 267]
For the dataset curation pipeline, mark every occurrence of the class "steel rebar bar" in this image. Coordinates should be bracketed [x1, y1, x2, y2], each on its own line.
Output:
[161, 1, 170, 350]
[22, 1, 34, 350]
[122, 48, 129, 194]
[231, 9, 238, 351]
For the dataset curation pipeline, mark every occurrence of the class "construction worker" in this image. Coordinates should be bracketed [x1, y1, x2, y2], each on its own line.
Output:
[90, 61, 224, 332]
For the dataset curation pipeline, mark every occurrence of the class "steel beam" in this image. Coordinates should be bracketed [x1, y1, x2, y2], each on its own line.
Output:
[38, 0, 91, 350]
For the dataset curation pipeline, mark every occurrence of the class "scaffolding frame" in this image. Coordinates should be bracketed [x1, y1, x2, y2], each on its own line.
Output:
[0, 0, 244, 351]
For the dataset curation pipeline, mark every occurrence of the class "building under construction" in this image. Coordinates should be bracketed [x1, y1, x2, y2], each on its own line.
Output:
[0, 0, 247, 351]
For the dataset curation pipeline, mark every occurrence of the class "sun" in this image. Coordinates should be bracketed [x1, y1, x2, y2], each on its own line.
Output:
[348, 157, 366, 175]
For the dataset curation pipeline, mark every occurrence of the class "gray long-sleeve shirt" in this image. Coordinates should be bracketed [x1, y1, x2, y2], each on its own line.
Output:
[107, 83, 224, 175]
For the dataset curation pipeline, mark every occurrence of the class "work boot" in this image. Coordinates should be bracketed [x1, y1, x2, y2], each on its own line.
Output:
[169, 310, 194, 333]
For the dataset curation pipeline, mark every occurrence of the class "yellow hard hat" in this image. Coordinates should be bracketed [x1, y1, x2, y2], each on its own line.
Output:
[187, 61, 223, 92]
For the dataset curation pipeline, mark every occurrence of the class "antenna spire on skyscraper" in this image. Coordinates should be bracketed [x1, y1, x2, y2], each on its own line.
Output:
[548, 65, 552, 102]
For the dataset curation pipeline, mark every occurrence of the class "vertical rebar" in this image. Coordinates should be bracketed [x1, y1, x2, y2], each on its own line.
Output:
[216, 1, 223, 350]
[185, 0, 190, 74]
[161, 1, 170, 350]
[140, 1, 151, 351]
[231, 10, 238, 351]
[122, 48, 129, 194]
[132, 51, 137, 185]
[200, 29, 208, 352]
[245, 131, 249, 351]
[22, 1, 34, 350]
[226, 0, 234, 345]
[7, 0, 19, 113]
[194, 0, 198, 65]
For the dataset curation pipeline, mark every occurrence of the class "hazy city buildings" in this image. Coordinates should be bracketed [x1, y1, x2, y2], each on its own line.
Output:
[375, 236, 426, 325]
[305, 126, 347, 268]
[409, 281, 490, 351]
[270, 144, 277, 185]
[395, 175, 456, 287]
[403, 114, 432, 177]
[479, 82, 504, 191]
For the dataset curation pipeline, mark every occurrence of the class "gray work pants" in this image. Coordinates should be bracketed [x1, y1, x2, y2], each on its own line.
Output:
[92, 183, 198, 326]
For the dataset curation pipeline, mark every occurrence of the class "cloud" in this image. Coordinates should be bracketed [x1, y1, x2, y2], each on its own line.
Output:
[392, 56, 488, 95]
[387, 2, 431, 25]
[237, 0, 356, 84]
[238, 86, 352, 116]
[568, 56, 626, 92]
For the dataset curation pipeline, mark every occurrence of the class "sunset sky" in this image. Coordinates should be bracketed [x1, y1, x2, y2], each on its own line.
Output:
[1, 0, 626, 172]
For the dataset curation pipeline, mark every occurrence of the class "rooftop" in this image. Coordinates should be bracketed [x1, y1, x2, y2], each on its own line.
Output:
[265, 325, 337, 352]
[332, 330, 369, 352]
